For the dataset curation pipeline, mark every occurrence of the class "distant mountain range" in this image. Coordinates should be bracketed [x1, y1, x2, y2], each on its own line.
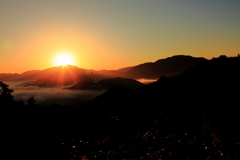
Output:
[1, 55, 239, 159]
[0, 55, 207, 87]
[123, 55, 207, 79]
[82, 54, 240, 130]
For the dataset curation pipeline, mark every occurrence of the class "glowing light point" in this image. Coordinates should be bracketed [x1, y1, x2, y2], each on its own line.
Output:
[54, 52, 74, 66]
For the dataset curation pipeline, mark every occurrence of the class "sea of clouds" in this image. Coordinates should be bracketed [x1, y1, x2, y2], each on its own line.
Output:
[5, 81, 105, 106]
[3, 79, 157, 106]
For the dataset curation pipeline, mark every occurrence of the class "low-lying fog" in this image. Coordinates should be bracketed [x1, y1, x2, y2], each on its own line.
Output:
[4, 79, 156, 106]
[5, 81, 105, 106]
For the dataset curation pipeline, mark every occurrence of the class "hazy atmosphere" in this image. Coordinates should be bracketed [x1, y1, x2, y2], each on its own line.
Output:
[6, 81, 104, 106]
[1, 1, 240, 159]
[1, 0, 240, 73]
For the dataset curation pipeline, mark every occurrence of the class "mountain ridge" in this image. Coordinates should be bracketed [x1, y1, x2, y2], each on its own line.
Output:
[1, 55, 240, 159]
[1, 55, 207, 86]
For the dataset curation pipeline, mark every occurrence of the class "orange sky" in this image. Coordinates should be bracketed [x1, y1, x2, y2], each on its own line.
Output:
[0, 0, 239, 73]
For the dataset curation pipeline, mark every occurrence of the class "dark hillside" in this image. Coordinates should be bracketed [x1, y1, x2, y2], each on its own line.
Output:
[80, 55, 240, 159]
[125, 55, 207, 79]
[67, 77, 144, 90]
[1, 55, 240, 159]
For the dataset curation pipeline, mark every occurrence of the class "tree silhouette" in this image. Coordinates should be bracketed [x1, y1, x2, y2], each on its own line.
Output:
[0, 81, 13, 100]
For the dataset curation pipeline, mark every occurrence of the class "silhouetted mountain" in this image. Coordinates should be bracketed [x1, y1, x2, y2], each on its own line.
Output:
[0, 73, 19, 81]
[1, 55, 207, 84]
[98, 77, 144, 90]
[67, 77, 144, 90]
[116, 66, 135, 72]
[124, 55, 207, 79]
[59, 55, 239, 159]
[93, 55, 207, 80]
[0, 70, 42, 81]
[20, 65, 105, 87]
[1, 55, 240, 159]
[84, 55, 240, 127]
[16, 70, 42, 80]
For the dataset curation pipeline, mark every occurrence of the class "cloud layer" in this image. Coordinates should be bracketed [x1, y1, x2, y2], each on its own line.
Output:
[6, 81, 105, 106]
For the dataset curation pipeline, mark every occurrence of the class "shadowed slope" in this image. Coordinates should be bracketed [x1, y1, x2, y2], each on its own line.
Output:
[125, 55, 207, 79]
[21, 65, 104, 87]
[84, 55, 240, 127]
[1, 55, 240, 159]
[1, 55, 207, 83]
[67, 77, 144, 90]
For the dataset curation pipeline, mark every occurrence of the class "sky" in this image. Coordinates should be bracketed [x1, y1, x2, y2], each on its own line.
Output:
[0, 0, 240, 73]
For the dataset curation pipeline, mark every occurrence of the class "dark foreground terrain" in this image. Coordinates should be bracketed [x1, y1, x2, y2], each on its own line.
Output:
[1, 55, 240, 159]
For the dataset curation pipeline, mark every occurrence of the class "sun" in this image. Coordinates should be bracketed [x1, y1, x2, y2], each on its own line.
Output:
[54, 52, 74, 66]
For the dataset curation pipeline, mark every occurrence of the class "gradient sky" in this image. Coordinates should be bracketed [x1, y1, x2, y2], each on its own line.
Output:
[0, 0, 240, 73]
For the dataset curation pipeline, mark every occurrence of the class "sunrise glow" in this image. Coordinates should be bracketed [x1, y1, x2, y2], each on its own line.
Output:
[54, 52, 75, 66]
[0, 1, 239, 73]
